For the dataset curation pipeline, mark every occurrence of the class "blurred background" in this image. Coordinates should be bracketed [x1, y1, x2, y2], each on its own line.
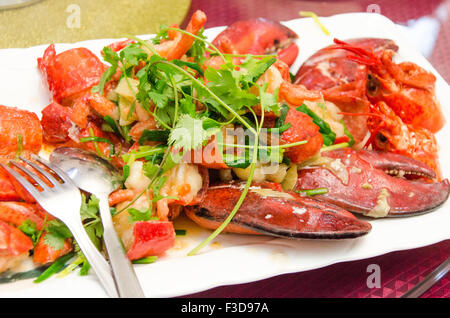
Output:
[0, 0, 449, 81]
[0, 0, 448, 298]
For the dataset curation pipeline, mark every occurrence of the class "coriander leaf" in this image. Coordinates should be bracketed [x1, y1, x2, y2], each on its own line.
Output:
[173, 59, 204, 76]
[102, 46, 120, 65]
[92, 47, 119, 95]
[142, 161, 159, 179]
[186, 27, 207, 64]
[18, 220, 39, 244]
[44, 220, 72, 251]
[204, 65, 259, 111]
[179, 96, 196, 117]
[128, 207, 153, 222]
[258, 84, 280, 116]
[240, 56, 277, 86]
[168, 114, 211, 151]
[152, 24, 169, 44]
[79, 194, 103, 250]
[275, 103, 290, 128]
[119, 43, 148, 67]
[148, 91, 169, 109]
[79, 194, 100, 220]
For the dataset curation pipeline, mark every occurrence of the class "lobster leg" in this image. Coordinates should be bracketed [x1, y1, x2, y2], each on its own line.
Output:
[296, 149, 450, 217]
[185, 182, 371, 239]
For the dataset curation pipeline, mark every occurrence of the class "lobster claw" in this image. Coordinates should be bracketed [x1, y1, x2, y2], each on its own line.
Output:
[212, 18, 299, 66]
[296, 149, 450, 217]
[185, 182, 371, 239]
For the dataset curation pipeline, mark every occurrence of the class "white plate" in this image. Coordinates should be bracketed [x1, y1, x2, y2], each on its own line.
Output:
[0, 12, 449, 298]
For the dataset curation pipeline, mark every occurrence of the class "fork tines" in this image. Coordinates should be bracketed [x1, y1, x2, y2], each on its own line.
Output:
[0, 155, 71, 199]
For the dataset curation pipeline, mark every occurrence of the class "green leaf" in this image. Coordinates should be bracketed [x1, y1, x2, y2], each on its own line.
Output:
[138, 129, 170, 145]
[185, 27, 207, 64]
[17, 220, 39, 244]
[92, 47, 119, 95]
[173, 59, 204, 76]
[119, 43, 148, 67]
[102, 46, 120, 65]
[204, 64, 259, 111]
[142, 162, 159, 179]
[275, 103, 290, 128]
[148, 91, 169, 109]
[80, 194, 100, 220]
[128, 207, 153, 222]
[179, 96, 196, 117]
[43, 220, 72, 251]
[152, 24, 169, 44]
[168, 113, 210, 151]
[240, 56, 276, 86]
[79, 194, 103, 251]
[258, 84, 280, 116]
[160, 150, 183, 173]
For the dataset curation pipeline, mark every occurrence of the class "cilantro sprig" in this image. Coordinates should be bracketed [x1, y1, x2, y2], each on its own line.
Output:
[89, 25, 315, 256]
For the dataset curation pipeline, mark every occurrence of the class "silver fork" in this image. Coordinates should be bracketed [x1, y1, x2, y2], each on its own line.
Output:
[1, 155, 119, 298]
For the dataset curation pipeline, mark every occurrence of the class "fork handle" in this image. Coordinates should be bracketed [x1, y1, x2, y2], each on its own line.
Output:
[98, 195, 145, 298]
[69, 222, 119, 298]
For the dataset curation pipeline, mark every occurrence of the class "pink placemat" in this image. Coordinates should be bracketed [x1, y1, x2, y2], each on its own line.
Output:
[182, 240, 449, 298]
[180, 0, 450, 298]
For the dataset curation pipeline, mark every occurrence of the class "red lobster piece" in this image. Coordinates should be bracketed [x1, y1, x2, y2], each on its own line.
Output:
[38, 45, 107, 105]
[0, 105, 73, 273]
[295, 38, 446, 149]
[296, 149, 450, 217]
[294, 38, 399, 144]
[0, 105, 42, 160]
[212, 18, 299, 66]
[366, 101, 442, 179]
[185, 182, 372, 239]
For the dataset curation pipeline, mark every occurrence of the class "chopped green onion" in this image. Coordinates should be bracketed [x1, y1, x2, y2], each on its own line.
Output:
[218, 140, 306, 150]
[175, 229, 186, 236]
[138, 130, 170, 145]
[34, 252, 75, 283]
[295, 188, 328, 196]
[122, 164, 130, 182]
[79, 127, 115, 159]
[132, 256, 158, 264]
[15, 134, 23, 159]
[299, 11, 330, 36]
[122, 145, 166, 162]
[296, 104, 336, 146]
[57, 255, 84, 278]
[320, 142, 349, 153]
[340, 120, 355, 146]
[0, 266, 49, 284]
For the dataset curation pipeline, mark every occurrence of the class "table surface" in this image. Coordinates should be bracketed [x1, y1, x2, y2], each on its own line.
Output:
[180, 0, 450, 298]
[2, 0, 449, 298]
